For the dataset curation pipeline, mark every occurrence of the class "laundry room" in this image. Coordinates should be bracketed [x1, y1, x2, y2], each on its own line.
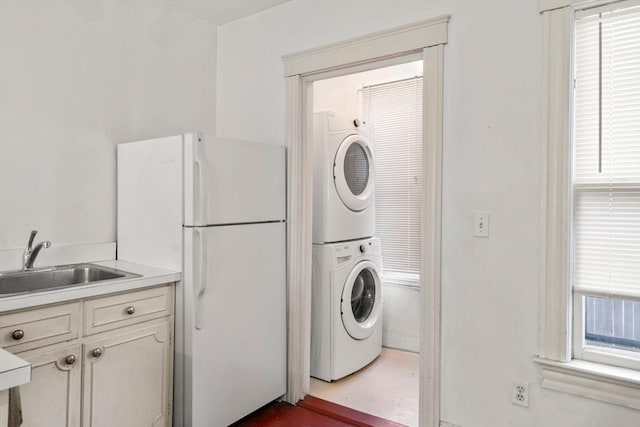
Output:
[308, 60, 424, 426]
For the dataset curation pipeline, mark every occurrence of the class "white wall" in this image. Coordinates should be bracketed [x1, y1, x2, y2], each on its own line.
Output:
[313, 61, 423, 118]
[0, 0, 216, 262]
[382, 283, 420, 352]
[313, 73, 362, 117]
[217, 1, 640, 426]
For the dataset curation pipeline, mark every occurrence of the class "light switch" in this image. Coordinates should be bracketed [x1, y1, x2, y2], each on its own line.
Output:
[474, 212, 489, 237]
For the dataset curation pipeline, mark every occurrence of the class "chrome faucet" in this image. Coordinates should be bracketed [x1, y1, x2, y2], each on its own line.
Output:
[23, 230, 51, 271]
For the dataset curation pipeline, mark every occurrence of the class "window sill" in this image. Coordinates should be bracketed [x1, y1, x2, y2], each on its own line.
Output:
[381, 277, 421, 289]
[535, 357, 640, 410]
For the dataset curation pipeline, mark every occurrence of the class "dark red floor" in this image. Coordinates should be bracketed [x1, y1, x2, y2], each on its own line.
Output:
[232, 401, 354, 427]
[232, 396, 407, 427]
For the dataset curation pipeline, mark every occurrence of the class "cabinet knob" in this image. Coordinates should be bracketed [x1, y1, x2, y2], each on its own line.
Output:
[11, 329, 24, 340]
[125, 306, 135, 315]
[65, 355, 77, 366]
[92, 348, 103, 358]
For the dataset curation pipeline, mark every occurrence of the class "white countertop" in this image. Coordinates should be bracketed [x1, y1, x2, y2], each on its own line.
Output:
[0, 260, 181, 312]
[0, 260, 180, 391]
[0, 349, 30, 392]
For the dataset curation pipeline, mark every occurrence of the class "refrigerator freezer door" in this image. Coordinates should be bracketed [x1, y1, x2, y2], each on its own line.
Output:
[183, 135, 286, 226]
[181, 222, 286, 427]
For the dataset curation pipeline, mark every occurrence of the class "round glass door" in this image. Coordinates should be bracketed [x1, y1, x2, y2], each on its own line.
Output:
[341, 261, 382, 340]
[351, 269, 376, 322]
[334, 135, 375, 212]
[344, 143, 370, 196]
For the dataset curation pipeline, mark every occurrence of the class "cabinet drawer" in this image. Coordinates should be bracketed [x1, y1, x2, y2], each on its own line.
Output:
[84, 285, 173, 335]
[0, 302, 81, 352]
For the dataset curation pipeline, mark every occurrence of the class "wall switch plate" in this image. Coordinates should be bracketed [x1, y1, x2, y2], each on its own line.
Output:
[473, 212, 489, 237]
[512, 381, 529, 407]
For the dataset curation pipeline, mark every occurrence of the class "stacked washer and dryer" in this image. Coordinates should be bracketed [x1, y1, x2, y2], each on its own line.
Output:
[311, 110, 383, 382]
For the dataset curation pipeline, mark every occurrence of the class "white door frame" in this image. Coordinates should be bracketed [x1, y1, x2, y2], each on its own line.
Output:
[283, 17, 448, 427]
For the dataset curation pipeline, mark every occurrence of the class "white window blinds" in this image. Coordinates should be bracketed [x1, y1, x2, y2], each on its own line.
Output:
[574, 5, 640, 299]
[362, 77, 423, 280]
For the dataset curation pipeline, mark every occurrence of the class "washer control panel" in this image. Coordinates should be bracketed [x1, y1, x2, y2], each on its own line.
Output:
[332, 238, 380, 266]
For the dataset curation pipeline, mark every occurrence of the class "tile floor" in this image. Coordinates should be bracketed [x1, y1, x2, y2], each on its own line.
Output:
[309, 347, 419, 427]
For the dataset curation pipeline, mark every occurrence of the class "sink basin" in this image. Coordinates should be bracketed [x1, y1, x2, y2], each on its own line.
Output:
[0, 264, 141, 296]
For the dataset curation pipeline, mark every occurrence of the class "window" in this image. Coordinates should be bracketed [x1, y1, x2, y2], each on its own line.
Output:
[538, 0, 640, 410]
[572, 3, 640, 370]
[361, 77, 423, 286]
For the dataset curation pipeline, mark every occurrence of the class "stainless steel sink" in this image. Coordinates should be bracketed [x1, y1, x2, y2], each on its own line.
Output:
[0, 264, 141, 296]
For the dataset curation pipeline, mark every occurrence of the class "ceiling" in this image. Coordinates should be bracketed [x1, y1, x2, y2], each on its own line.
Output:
[165, 0, 290, 25]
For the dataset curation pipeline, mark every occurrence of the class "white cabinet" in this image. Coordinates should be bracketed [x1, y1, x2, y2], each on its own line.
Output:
[1, 284, 174, 427]
[82, 320, 172, 427]
[16, 344, 82, 427]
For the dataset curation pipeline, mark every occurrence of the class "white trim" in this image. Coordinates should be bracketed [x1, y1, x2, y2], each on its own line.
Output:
[539, 0, 626, 13]
[540, 5, 574, 363]
[581, 346, 640, 372]
[304, 52, 424, 82]
[574, 286, 640, 302]
[420, 44, 444, 427]
[536, 357, 640, 409]
[284, 75, 314, 404]
[572, 292, 586, 365]
[540, 0, 577, 11]
[283, 19, 447, 427]
[382, 273, 421, 289]
[282, 16, 449, 77]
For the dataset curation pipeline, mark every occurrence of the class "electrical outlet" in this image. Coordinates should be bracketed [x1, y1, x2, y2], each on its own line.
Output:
[511, 381, 529, 407]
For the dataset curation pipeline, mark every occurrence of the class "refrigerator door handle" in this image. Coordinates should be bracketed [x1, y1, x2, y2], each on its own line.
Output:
[194, 228, 207, 330]
[193, 134, 207, 225]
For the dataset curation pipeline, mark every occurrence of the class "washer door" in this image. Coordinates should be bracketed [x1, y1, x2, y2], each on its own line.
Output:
[341, 261, 382, 340]
[333, 134, 375, 212]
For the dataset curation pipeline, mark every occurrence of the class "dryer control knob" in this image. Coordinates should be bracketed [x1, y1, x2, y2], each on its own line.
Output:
[353, 118, 360, 128]
[359, 244, 366, 253]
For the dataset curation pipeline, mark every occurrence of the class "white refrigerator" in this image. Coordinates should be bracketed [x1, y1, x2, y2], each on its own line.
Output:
[117, 133, 286, 427]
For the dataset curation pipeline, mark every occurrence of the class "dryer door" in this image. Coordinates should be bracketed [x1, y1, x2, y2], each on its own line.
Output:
[334, 134, 375, 212]
[341, 261, 382, 340]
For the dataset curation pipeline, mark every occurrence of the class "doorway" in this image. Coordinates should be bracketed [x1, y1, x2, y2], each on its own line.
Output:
[308, 61, 424, 426]
[282, 16, 448, 427]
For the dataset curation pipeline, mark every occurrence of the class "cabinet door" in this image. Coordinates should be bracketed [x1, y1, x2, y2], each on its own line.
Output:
[15, 344, 82, 427]
[82, 320, 173, 427]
